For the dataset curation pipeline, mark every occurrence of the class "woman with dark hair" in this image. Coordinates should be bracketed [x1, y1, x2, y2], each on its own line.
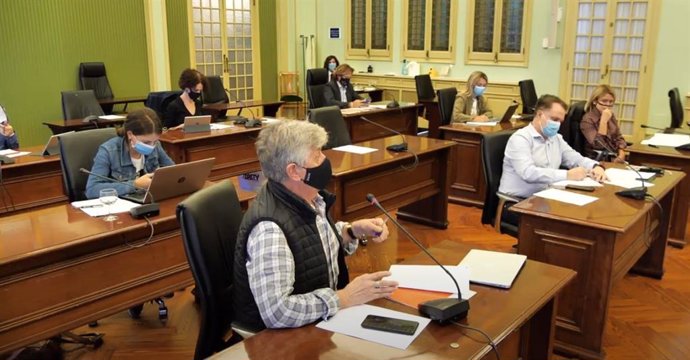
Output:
[85, 107, 174, 199]
[323, 55, 339, 80]
[163, 68, 207, 129]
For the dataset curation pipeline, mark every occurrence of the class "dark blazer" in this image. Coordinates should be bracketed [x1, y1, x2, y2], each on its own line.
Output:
[163, 97, 204, 128]
[323, 80, 362, 109]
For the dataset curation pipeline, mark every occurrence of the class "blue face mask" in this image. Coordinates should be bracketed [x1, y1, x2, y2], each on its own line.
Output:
[473, 85, 486, 97]
[133, 139, 156, 156]
[328, 62, 336, 71]
[542, 119, 561, 138]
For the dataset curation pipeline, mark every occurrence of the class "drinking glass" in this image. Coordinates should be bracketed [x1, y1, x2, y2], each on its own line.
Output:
[99, 188, 119, 222]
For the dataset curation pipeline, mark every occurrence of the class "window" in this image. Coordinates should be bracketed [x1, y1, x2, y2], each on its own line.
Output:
[346, 0, 392, 60]
[466, 0, 532, 66]
[402, 0, 457, 61]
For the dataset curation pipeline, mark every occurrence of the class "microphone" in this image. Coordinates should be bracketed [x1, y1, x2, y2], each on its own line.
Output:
[384, 92, 399, 109]
[79, 168, 160, 218]
[640, 123, 681, 134]
[594, 139, 647, 200]
[359, 116, 407, 152]
[223, 88, 259, 126]
[366, 193, 469, 322]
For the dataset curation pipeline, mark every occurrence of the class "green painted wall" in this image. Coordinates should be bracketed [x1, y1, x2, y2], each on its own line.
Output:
[259, 0, 278, 101]
[0, 0, 149, 147]
[166, 0, 191, 87]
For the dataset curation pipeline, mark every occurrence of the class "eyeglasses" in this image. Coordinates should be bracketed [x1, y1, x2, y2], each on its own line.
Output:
[598, 100, 615, 107]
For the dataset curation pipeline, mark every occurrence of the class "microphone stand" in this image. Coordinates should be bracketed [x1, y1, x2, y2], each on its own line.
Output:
[359, 116, 407, 152]
[594, 139, 647, 200]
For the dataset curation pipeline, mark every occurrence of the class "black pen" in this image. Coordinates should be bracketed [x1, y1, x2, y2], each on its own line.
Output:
[648, 144, 658, 148]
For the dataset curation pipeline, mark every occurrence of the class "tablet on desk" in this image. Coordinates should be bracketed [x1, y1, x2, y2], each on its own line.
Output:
[183, 115, 212, 133]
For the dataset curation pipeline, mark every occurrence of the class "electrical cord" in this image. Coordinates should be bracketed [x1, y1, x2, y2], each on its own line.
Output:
[450, 321, 501, 360]
[126, 216, 155, 249]
[400, 149, 419, 171]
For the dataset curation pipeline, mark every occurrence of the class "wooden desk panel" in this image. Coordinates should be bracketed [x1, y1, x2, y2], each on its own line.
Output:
[628, 144, 690, 247]
[0, 146, 67, 214]
[43, 118, 125, 134]
[213, 240, 575, 360]
[511, 167, 684, 359]
[342, 104, 421, 143]
[203, 99, 283, 117]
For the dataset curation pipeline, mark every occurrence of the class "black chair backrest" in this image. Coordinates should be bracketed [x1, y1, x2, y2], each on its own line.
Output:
[203, 76, 230, 104]
[669, 87, 684, 128]
[309, 105, 352, 149]
[145, 90, 183, 120]
[306, 68, 329, 109]
[480, 129, 518, 225]
[518, 79, 538, 114]
[436, 87, 458, 126]
[176, 180, 244, 359]
[61, 90, 105, 120]
[79, 62, 113, 100]
[58, 128, 118, 201]
[559, 101, 587, 155]
[415, 74, 435, 101]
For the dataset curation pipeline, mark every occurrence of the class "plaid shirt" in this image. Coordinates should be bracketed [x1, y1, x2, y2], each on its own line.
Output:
[245, 195, 358, 328]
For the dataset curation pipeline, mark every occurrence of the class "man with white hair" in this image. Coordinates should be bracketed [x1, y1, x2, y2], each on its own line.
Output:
[233, 120, 398, 332]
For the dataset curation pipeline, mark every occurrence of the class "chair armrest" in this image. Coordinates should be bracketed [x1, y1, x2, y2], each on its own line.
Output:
[231, 321, 258, 339]
[497, 192, 521, 204]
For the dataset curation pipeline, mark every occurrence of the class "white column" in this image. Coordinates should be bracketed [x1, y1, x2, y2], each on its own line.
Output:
[144, 0, 171, 91]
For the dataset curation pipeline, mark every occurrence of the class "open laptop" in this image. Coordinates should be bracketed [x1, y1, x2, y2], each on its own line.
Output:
[120, 157, 215, 204]
[183, 115, 212, 133]
[31, 131, 75, 156]
[457, 249, 527, 289]
[491, 102, 519, 124]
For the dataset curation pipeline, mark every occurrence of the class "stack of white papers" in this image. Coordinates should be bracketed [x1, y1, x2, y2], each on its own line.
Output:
[388, 264, 475, 299]
[72, 198, 140, 217]
[332, 145, 378, 154]
[641, 133, 690, 147]
[341, 107, 371, 115]
[604, 168, 655, 189]
[0, 149, 30, 158]
[465, 121, 498, 127]
[534, 188, 598, 206]
[210, 123, 233, 130]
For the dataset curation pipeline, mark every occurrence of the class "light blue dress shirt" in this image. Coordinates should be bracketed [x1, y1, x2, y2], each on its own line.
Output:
[498, 123, 598, 198]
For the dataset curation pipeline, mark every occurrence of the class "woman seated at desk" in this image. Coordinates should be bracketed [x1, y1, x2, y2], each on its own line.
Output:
[163, 68, 207, 129]
[581, 84, 626, 163]
[0, 104, 19, 150]
[85, 108, 174, 199]
[323, 64, 364, 109]
[451, 71, 494, 123]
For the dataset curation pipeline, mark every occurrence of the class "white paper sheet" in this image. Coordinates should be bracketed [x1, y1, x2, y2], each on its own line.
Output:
[6, 151, 30, 158]
[533, 188, 599, 206]
[640, 133, 690, 147]
[0, 149, 17, 156]
[332, 145, 378, 154]
[315, 304, 430, 350]
[368, 104, 388, 109]
[604, 168, 655, 189]
[388, 264, 474, 299]
[551, 178, 604, 189]
[210, 123, 233, 130]
[72, 198, 140, 217]
[98, 115, 126, 120]
[261, 117, 281, 124]
[465, 121, 498, 127]
[341, 107, 370, 115]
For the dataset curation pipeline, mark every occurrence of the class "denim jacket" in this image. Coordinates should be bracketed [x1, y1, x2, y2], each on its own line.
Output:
[85, 136, 175, 199]
[0, 132, 19, 150]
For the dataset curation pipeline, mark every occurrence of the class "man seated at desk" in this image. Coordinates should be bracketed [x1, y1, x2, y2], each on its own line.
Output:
[499, 94, 607, 199]
[233, 120, 397, 332]
[323, 64, 365, 109]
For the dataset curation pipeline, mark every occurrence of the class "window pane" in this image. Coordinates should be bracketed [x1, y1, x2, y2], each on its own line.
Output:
[430, 0, 451, 51]
[406, 0, 426, 51]
[371, 0, 388, 50]
[473, 0, 495, 53]
[350, 0, 366, 49]
[500, 0, 524, 54]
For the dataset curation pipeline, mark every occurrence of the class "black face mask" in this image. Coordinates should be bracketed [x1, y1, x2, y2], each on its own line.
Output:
[339, 78, 350, 87]
[188, 89, 202, 101]
[301, 158, 332, 190]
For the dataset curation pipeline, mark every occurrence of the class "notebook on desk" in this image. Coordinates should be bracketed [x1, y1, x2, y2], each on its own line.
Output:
[120, 158, 215, 204]
[458, 249, 527, 289]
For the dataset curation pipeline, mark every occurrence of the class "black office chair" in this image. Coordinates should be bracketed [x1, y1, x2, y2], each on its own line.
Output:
[61, 90, 105, 120]
[57, 128, 117, 202]
[415, 74, 435, 101]
[436, 87, 458, 126]
[306, 68, 330, 109]
[145, 90, 183, 121]
[176, 180, 246, 359]
[518, 79, 538, 115]
[559, 101, 587, 155]
[79, 62, 114, 113]
[669, 87, 684, 129]
[480, 130, 520, 237]
[203, 76, 230, 120]
[309, 106, 352, 149]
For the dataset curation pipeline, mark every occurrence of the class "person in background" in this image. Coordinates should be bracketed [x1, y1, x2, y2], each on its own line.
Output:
[233, 120, 396, 332]
[451, 71, 494, 123]
[581, 85, 627, 163]
[163, 68, 207, 129]
[499, 94, 607, 199]
[323, 55, 340, 80]
[0, 104, 19, 150]
[85, 108, 174, 199]
[323, 64, 364, 109]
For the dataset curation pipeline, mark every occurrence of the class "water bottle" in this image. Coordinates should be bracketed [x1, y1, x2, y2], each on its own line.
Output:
[401, 59, 408, 76]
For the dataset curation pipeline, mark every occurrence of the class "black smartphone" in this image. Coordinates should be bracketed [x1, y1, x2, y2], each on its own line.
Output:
[565, 184, 596, 192]
[361, 315, 419, 336]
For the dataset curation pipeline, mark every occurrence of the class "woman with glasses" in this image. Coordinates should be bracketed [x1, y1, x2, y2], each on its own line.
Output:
[85, 108, 175, 199]
[581, 84, 626, 163]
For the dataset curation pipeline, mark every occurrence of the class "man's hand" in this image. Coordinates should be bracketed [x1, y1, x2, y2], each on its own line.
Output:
[352, 217, 389, 243]
[134, 173, 154, 188]
[567, 166, 587, 180]
[350, 99, 364, 108]
[336, 271, 398, 309]
[589, 165, 607, 182]
[473, 114, 490, 122]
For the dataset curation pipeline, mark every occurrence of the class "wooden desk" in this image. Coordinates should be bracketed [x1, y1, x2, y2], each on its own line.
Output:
[0, 146, 66, 214]
[43, 118, 125, 134]
[159, 124, 261, 181]
[202, 99, 284, 117]
[628, 143, 690, 247]
[0, 182, 255, 354]
[510, 166, 684, 360]
[325, 136, 455, 229]
[213, 240, 575, 360]
[439, 121, 529, 208]
[98, 96, 147, 112]
[341, 103, 421, 143]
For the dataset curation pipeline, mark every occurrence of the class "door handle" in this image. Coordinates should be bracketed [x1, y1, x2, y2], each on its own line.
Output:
[601, 64, 609, 79]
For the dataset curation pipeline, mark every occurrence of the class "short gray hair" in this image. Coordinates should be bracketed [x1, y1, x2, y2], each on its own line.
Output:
[255, 120, 328, 182]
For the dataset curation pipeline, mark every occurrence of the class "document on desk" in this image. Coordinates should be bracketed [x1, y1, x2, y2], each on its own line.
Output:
[368, 104, 388, 109]
[388, 264, 475, 299]
[316, 304, 430, 350]
[332, 145, 378, 154]
[604, 168, 655, 189]
[72, 198, 140, 217]
[0, 149, 31, 158]
[534, 188, 598, 206]
[551, 178, 603, 189]
[465, 121, 498, 126]
[340, 107, 370, 115]
[210, 123, 233, 130]
[641, 133, 690, 147]
[98, 115, 126, 120]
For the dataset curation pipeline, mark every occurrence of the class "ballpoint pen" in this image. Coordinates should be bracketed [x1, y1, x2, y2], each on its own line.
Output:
[80, 204, 104, 209]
